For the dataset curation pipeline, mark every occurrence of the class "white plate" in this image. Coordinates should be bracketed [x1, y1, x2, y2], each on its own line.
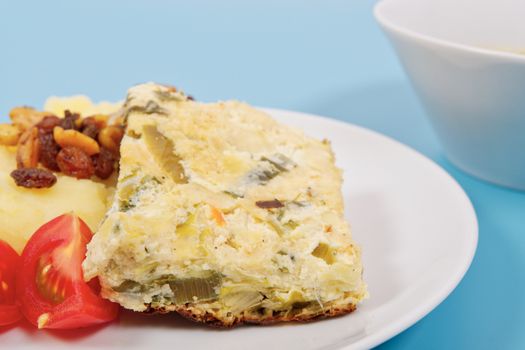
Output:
[5, 109, 478, 350]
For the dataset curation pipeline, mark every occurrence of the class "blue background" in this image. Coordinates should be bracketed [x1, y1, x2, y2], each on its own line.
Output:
[1, 0, 524, 348]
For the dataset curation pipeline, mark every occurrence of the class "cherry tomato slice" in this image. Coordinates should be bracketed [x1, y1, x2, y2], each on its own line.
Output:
[0, 240, 22, 327]
[17, 213, 119, 329]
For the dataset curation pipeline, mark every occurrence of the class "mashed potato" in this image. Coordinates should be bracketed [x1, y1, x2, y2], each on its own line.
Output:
[0, 96, 121, 252]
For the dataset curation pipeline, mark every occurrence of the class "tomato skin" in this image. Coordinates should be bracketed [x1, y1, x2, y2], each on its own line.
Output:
[0, 240, 22, 327]
[0, 305, 22, 327]
[17, 214, 119, 329]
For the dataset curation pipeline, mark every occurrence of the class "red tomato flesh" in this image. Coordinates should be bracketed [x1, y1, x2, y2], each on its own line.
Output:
[17, 213, 119, 329]
[0, 240, 22, 326]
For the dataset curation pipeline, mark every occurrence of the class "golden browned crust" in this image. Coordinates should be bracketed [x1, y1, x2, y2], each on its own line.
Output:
[144, 302, 357, 328]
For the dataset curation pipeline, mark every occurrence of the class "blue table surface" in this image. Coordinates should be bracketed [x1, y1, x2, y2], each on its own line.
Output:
[1, 1, 524, 349]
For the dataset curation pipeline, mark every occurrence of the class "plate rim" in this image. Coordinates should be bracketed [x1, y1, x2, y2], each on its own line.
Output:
[263, 107, 479, 350]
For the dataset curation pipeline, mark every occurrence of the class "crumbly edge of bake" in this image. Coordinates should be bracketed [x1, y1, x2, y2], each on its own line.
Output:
[142, 301, 357, 328]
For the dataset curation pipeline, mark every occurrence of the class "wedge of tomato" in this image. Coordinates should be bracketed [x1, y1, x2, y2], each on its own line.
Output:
[17, 213, 119, 329]
[0, 240, 22, 327]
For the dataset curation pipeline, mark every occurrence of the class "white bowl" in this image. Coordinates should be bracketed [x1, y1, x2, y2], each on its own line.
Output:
[374, 0, 525, 190]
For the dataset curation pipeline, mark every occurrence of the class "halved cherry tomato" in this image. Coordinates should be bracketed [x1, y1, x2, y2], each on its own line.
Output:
[16, 213, 119, 329]
[0, 240, 22, 326]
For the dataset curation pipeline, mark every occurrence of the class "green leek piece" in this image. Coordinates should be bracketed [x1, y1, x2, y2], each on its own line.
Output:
[113, 280, 143, 293]
[222, 290, 264, 313]
[168, 272, 222, 304]
[142, 124, 188, 183]
[261, 153, 296, 172]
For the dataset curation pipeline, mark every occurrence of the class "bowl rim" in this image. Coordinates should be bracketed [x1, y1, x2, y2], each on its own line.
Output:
[374, 0, 525, 63]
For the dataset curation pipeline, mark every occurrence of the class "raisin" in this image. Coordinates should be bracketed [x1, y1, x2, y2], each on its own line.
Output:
[82, 116, 95, 127]
[81, 116, 98, 127]
[92, 147, 116, 179]
[38, 132, 61, 171]
[11, 168, 57, 188]
[36, 115, 61, 133]
[255, 199, 284, 209]
[82, 124, 99, 139]
[56, 146, 94, 179]
[61, 110, 80, 130]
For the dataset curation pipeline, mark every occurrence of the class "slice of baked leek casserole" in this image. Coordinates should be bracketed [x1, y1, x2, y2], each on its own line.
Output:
[83, 83, 367, 327]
